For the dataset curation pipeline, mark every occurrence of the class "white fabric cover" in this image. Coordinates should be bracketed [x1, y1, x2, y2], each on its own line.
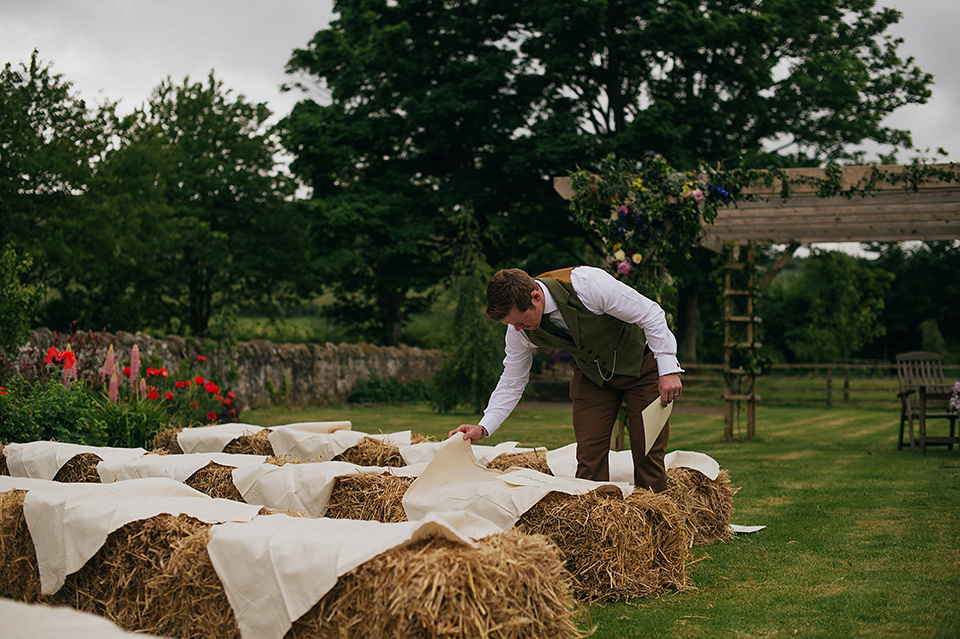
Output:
[398, 440, 540, 467]
[177, 423, 264, 454]
[232, 460, 395, 516]
[269, 420, 351, 435]
[402, 436, 633, 530]
[3, 441, 147, 480]
[206, 511, 502, 639]
[545, 445, 722, 483]
[0, 599, 167, 639]
[266, 428, 412, 461]
[7, 476, 261, 594]
[97, 452, 268, 483]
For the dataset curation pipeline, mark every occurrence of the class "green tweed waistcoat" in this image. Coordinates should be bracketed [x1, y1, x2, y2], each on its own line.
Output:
[528, 268, 648, 386]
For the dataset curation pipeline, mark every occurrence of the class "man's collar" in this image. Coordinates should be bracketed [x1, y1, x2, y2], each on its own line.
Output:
[536, 280, 558, 315]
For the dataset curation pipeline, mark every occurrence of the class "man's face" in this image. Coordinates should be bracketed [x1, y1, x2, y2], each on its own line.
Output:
[500, 289, 544, 331]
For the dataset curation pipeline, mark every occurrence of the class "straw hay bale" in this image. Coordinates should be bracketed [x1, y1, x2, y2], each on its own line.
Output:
[665, 467, 736, 545]
[150, 427, 183, 454]
[324, 472, 413, 522]
[410, 433, 433, 444]
[50, 513, 241, 639]
[25, 511, 583, 639]
[222, 430, 274, 456]
[0, 489, 41, 602]
[332, 437, 405, 467]
[288, 531, 586, 639]
[183, 462, 246, 502]
[516, 487, 691, 602]
[487, 450, 551, 474]
[52, 453, 103, 483]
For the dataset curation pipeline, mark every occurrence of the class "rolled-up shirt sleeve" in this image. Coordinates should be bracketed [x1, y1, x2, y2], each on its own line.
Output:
[572, 266, 683, 376]
[478, 326, 534, 436]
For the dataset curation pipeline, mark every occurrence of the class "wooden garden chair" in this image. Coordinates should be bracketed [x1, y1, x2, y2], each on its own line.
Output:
[896, 352, 959, 455]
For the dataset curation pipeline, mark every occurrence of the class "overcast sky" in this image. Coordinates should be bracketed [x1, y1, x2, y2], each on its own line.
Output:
[2, 0, 956, 158]
[2, 0, 957, 162]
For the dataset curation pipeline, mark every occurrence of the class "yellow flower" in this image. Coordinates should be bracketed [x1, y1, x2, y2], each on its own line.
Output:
[632, 178, 645, 191]
[632, 253, 643, 264]
[681, 183, 692, 198]
[613, 249, 626, 261]
[612, 242, 623, 251]
[610, 211, 619, 221]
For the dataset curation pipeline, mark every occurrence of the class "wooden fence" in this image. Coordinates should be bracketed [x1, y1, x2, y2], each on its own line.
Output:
[529, 356, 960, 408]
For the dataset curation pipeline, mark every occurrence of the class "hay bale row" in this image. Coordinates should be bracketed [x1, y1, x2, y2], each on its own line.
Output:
[149, 427, 183, 454]
[332, 437, 405, 467]
[0, 492, 584, 639]
[324, 473, 414, 522]
[486, 450, 551, 474]
[0, 489, 42, 602]
[183, 462, 246, 502]
[222, 430, 274, 456]
[665, 467, 736, 545]
[517, 488, 691, 602]
[52, 452, 104, 483]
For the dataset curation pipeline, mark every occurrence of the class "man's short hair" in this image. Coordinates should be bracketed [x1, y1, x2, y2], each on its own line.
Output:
[486, 268, 537, 320]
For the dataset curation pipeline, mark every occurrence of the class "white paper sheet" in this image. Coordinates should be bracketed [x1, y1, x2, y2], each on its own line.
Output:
[97, 452, 268, 483]
[177, 423, 265, 454]
[3, 442, 147, 481]
[545, 445, 722, 483]
[0, 599, 168, 639]
[267, 428, 412, 461]
[729, 524, 766, 534]
[16, 477, 262, 594]
[232, 460, 393, 516]
[641, 398, 673, 454]
[207, 510, 501, 639]
[402, 436, 632, 530]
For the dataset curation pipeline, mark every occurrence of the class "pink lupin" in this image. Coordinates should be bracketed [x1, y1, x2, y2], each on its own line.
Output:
[129, 344, 140, 394]
[109, 370, 120, 403]
[102, 344, 115, 382]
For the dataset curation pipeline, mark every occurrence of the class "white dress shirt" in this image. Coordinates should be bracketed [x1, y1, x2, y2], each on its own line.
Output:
[478, 266, 683, 435]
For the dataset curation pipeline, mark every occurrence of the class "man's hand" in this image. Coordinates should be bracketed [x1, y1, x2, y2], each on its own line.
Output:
[448, 424, 487, 443]
[658, 373, 682, 407]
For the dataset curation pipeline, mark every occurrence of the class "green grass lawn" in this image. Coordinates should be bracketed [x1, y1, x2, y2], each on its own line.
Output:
[243, 402, 960, 639]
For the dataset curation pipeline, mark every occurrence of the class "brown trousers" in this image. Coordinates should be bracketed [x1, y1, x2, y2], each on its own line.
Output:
[569, 349, 668, 492]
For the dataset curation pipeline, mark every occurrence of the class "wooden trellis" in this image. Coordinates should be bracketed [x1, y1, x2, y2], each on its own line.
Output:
[555, 163, 960, 442]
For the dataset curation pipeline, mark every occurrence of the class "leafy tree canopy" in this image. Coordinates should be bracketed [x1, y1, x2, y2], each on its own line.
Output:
[283, 0, 932, 344]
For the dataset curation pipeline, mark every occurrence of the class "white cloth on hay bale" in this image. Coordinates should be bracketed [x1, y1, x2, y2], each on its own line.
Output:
[545, 443, 721, 482]
[266, 428, 410, 461]
[0, 475, 261, 594]
[97, 452, 268, 483]
[398, 439, 543, 466]
[176, 421, 352, 454]
[402, 436, 634, 531]
[2, 441, 147, 481]
[0, 599, 168, 639]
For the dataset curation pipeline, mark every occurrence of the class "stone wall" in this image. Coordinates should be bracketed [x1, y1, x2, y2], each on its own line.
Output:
[23, 329, 446, 410]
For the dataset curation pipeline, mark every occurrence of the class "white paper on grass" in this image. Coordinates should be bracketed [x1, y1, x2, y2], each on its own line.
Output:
[3, 441, 147, 481]
[232, 460, 393, 517]
[207, 510, 501, 639]
[97, 452, 268, 484]
[267, 428, 412, 461]
[1, 599, 168, 639]
[17, 477, 261, 594]
[177, 423, 265, 454]
[729, 524, 766, 534]
[402, 436, 632, 531]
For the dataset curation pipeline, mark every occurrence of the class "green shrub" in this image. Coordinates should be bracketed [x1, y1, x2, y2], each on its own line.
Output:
[93, 394, 173, 449]
[0, 378, 105, 445]
[347, 375, 431, 404]
[0, 246, 46, 366]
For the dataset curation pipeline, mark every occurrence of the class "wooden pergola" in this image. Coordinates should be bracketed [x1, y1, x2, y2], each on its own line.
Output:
[555, 163, 960, 441]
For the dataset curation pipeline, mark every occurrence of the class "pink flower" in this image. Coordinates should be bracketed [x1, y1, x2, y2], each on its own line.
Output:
[102, 344, 115, 381]
[617, 260, 632, 275]
[108, 371, 119, 403]
[691, 188, 704, 202]
[130, 345, 141, 393]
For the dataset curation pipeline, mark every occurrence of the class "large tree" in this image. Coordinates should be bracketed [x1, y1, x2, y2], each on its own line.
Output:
[107, 73, 303, 335]
[284, 0, 931, 347]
